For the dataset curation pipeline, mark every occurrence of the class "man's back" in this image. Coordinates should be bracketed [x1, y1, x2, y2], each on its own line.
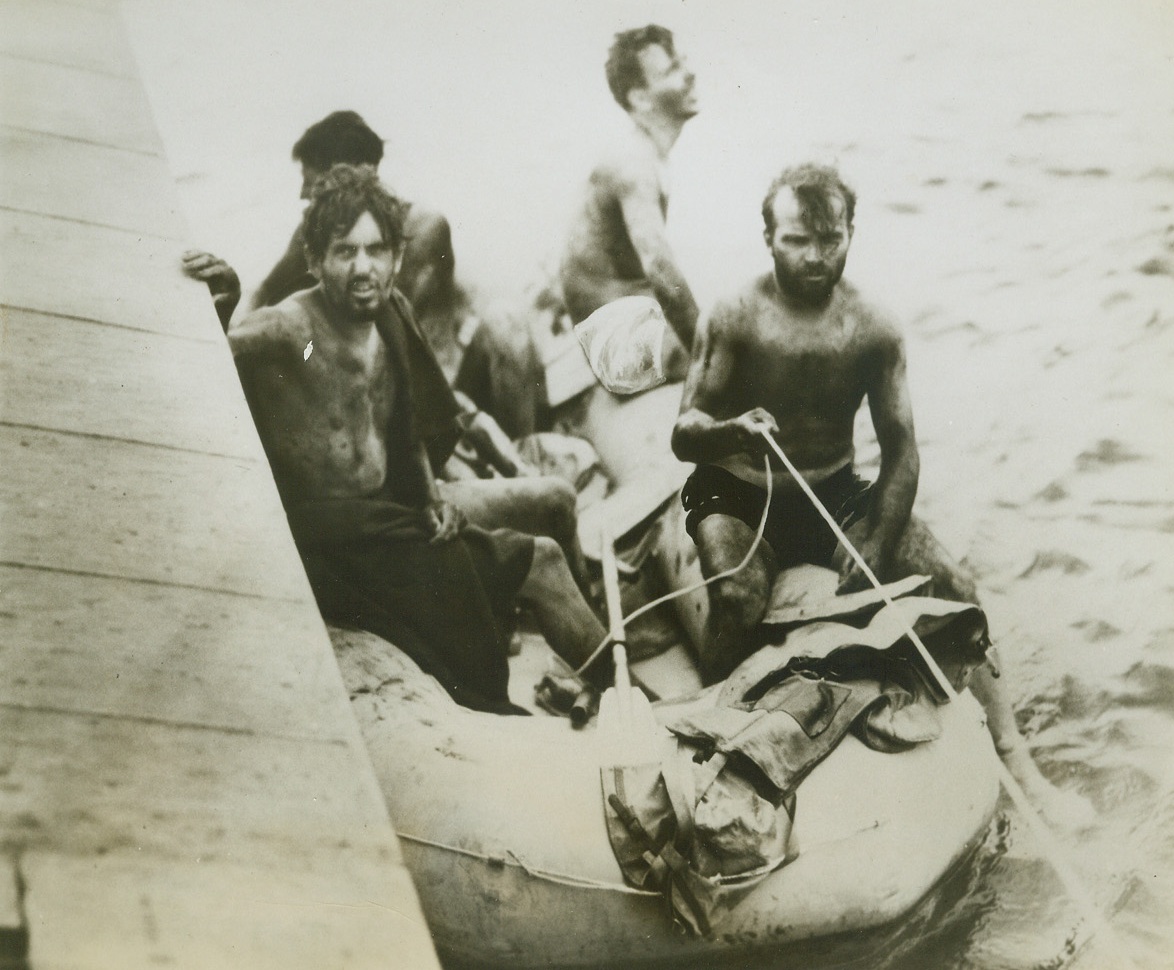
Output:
[560, 128, 667, 323]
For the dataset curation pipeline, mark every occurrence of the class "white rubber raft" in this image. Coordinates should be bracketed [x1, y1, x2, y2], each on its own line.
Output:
[333, 619, 1000, 969]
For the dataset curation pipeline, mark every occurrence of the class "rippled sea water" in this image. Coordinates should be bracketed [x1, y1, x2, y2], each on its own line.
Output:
[125, 1, 1174, 966]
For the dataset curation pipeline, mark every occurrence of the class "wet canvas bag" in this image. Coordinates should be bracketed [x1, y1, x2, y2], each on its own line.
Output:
[574, 295, 670, 395]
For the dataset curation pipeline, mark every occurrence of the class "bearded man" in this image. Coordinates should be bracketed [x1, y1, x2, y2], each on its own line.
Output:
[229, 165, 605, 713]
[671, 163, 1094, 826]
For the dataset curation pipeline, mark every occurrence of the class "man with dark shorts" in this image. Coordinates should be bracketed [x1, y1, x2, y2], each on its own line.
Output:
[681, 463, 874, 577]
[672, 163, 1093, 824]
[228, 165, 605, 713]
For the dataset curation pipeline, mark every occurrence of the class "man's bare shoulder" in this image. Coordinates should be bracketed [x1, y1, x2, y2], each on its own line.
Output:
[837, 280, 905, 348]
[705, 273, 779, 332]
[590, 127, 661, 192]
[404, 204, 451, 252]
[228, 291, 316, 359]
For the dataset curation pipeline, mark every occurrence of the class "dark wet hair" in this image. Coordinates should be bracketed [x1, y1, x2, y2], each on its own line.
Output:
[762, 164, 857, 235]
[291, 111, 384, 171]
[605, 24, 675, 110]
[301, 164, 406, 262]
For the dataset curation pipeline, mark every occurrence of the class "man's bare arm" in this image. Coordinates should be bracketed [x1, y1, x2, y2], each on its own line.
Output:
[398, 212, 455, 316]
[616, 164, 699, 348]
[672, 309, 776, 463]
[225, 306, 300, 361]
[222, 308, 306, 475]
[410, 438, 465, 543]
[839, 327, 919, 591]
[182, 250, 241, 332]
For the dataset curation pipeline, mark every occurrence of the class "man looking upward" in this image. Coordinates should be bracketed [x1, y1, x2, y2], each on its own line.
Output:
[672, 163, 1093, 825]
[228, 165, 605, 714]
[560, 24, 701, 372]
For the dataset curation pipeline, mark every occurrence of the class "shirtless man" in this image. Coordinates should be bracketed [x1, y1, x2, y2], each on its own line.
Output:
[183, 111, 583, 576]
[672, 163, 1093, 823]
[560, 24, 700, 371]
[183, 110, 459, 365]
[185, 110, 540, 437]
[228, 165, 605, 713]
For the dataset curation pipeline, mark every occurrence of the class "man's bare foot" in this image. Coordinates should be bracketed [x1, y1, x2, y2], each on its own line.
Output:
[1000, 743, 1097, 832]
[535, 670, 599, 727]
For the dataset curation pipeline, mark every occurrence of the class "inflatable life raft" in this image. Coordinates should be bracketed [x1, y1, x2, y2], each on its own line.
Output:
[332, 581, 1000, 970]
[336, 352, 999, 966]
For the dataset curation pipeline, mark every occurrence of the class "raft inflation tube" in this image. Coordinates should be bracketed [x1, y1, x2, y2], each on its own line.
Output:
[334, 623, 999, 969]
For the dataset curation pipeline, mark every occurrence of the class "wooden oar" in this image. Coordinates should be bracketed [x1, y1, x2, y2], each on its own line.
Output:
[595, 525, 664, 766]
[567, 525, 634, 727]
[600, 524, 634, 724]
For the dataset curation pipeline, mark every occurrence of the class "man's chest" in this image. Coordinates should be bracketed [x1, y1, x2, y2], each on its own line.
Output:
[304, 335, 397, 430]
[737, 313, 869, 402]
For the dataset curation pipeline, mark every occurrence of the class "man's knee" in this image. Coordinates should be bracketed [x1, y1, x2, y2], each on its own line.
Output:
[708, 577, 767, 633]
[897, 517, 979, 604]
[529, 535, 568, 579]
[938, 566, 978, 605]
[532, 478, 578, 535]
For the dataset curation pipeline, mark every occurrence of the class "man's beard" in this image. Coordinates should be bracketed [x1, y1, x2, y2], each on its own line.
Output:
[774, 257, 846, 306]
[655, 86, 697, 121]
[325, 278, 387, 322]
[671, 92, 698, 120]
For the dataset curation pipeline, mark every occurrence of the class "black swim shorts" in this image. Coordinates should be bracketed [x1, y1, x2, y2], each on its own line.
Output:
[681, 463, 872, 571]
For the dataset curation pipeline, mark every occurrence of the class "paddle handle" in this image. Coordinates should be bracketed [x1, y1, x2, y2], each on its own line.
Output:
[600, 527, 626, 644]
[600, 526, 632, 721]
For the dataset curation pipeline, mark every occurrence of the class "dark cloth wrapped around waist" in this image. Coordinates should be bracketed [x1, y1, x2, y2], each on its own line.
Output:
[286, 494, 534, 715]
[285, 494, 431, 547]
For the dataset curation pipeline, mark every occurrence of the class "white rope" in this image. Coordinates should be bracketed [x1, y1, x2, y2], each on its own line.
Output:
[396, 831, 658, 896]
[573, 454, 774, 678]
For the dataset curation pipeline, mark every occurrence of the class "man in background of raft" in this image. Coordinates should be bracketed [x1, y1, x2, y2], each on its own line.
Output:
[181, 110, 582, 577]
[183, 111, 463, 374]
[672, 163, 1093, 825]
[228, 165, 606, 713]
[557, 24, 701, 408]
